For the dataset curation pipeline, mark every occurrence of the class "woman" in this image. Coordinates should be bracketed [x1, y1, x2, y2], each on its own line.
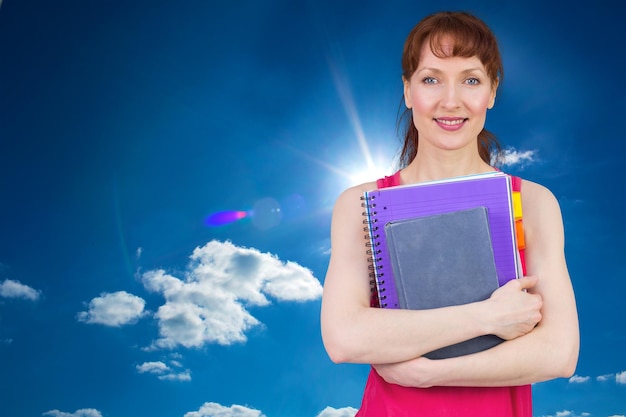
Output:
[320, 11, 579, 417]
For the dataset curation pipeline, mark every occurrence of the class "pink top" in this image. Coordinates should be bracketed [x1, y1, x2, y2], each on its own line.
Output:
[357, 171, 531, 417]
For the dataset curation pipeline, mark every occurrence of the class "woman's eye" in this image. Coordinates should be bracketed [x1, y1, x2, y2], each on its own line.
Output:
[422, 77, 438, 85]
[465, 77, 481, 85]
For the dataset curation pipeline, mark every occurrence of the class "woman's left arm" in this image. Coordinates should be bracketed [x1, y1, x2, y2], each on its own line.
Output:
[375, 180, 580, 388]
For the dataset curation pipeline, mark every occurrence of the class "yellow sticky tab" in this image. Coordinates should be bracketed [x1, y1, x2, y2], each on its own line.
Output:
[512, 192, 523, 220]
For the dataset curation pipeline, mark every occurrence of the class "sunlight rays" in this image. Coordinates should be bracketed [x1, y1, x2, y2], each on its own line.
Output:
[327, 56, 379, 175]
[282, 54, 393, 192]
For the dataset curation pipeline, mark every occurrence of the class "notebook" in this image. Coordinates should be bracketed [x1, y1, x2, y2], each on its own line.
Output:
[384, 206, 505, 359]
[362, 172, 522, 359]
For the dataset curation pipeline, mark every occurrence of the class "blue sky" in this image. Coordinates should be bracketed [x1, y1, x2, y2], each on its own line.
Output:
[0, 1, 624, 416]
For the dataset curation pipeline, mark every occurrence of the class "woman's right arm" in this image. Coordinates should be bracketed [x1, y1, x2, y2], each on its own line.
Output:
[320, 185, 541, 365]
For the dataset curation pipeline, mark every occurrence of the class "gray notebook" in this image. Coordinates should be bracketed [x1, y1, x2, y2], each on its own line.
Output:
[384, 206, 504, 359]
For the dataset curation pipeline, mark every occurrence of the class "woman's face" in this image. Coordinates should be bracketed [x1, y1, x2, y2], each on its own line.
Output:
[404, 38, 497, 155]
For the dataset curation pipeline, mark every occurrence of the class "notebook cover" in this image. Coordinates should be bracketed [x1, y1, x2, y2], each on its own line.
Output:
[384, 206, 504, 359]
[363, 172, 519, 311]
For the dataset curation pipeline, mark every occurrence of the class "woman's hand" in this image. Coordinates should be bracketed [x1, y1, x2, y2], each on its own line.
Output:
[483, 275, 543, 340]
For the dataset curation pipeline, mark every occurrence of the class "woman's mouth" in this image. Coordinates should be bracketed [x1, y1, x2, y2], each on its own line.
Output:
[434, 117, 467, 131]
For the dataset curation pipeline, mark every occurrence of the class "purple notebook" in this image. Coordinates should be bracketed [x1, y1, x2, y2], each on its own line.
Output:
[363, 172, 520, 310]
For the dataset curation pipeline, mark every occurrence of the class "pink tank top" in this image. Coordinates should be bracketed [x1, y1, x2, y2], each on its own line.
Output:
[357, 171, 532, 417]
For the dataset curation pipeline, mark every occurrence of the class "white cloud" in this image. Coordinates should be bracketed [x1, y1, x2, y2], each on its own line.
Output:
[0, 279, 41, 301]
[184, 402, 265, 417]
[159, 370, 191, 381]
[141, 240, 322, 349]
[136, 360, 191, 382]
[597, 374, 614, 382]
[316, 406, 359, 417]
[568, 375, 590, 383]
[616, 371, 626, 384]
[537, 411, 593, 417]
[538, 412, 591, 417]
[43, 409, 103, 417]
[77, 291, 146, 326]
[499, 147, 537, 168]
[136, 361, 169, 374]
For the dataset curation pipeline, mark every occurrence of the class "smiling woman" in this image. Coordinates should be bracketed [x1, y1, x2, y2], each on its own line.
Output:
[321, 10, 579, 417]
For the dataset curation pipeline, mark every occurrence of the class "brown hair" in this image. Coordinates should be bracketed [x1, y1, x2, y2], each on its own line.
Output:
[398, 11, 504, 167]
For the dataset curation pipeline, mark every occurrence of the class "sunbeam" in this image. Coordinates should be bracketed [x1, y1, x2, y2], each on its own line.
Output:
[326, 53, 378, 173]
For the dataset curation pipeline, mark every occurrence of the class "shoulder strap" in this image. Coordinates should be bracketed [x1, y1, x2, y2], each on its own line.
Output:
[376, 170, 401, 189]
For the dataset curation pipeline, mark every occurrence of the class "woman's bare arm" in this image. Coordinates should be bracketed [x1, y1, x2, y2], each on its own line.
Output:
[373, 181, 580, 387]
[320, 183, 543, 365]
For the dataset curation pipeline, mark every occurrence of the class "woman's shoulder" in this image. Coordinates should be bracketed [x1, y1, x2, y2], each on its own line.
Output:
[337, 180, 378, 201]
[332, 181, 378, 216]
[518, 178, 559, 205]
[517, 177, 563, 225]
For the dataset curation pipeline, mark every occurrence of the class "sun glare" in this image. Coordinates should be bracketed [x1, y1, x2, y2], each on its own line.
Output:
[347, 165, 391, 186]
[326, 56, 395, 188]
[337, 151, 394, 187]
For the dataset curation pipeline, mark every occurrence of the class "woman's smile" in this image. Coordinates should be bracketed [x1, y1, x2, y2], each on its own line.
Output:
[434, 117, 468, 131]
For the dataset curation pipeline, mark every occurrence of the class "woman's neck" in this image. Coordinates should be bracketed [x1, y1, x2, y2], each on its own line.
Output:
[400, 151, 494, 184]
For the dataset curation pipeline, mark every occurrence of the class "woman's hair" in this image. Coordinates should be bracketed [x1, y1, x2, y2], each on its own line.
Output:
[398, 11, 504, 167]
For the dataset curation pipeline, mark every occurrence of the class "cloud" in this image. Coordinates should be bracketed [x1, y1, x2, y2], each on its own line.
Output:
[567, 371, 626, 385]
[135, 360, 191, 382]
[316, 406, 359, 417]
[537, 412, 590, 417]
[159, 370, 191, 381]
[182, 404, 357, 417]
[183, 402, 265, 417]
[136, 361, 169, 374]
[42, 409, 103, 417]
[536, 411, 593, 417]
[499, 147, 538, 168]
[77, 291, 146, 326]
[0, 279, 41, 301]
[141, 240, 322, 349]
[568, 375, 590, 383]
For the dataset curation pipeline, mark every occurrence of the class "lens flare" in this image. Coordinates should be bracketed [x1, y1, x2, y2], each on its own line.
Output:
[204, 210, 248, 227]
[251, 197, 282, 230]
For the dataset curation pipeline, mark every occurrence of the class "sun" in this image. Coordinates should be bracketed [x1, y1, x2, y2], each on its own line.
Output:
[344, 161, 393, 187]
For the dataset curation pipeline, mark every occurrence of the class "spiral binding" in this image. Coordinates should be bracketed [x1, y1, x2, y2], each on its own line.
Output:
[362, 193, 387, 307]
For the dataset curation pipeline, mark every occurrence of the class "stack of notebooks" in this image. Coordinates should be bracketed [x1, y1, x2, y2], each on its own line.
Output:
[362, 172, 524, 359]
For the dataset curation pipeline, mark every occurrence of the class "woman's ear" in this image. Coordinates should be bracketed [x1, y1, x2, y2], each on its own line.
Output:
[488, 77, 499, 109]
[403, 76, 413, 109]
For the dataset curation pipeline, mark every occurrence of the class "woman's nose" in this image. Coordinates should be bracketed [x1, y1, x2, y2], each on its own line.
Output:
[440, 84, 461, 109]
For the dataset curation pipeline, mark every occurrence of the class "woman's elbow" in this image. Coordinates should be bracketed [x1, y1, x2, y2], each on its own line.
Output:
[550, 337, 580, 379]
[324, 342, 350, 364]
[559, 343, 579, 379]
[321, 327, 355, 364]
